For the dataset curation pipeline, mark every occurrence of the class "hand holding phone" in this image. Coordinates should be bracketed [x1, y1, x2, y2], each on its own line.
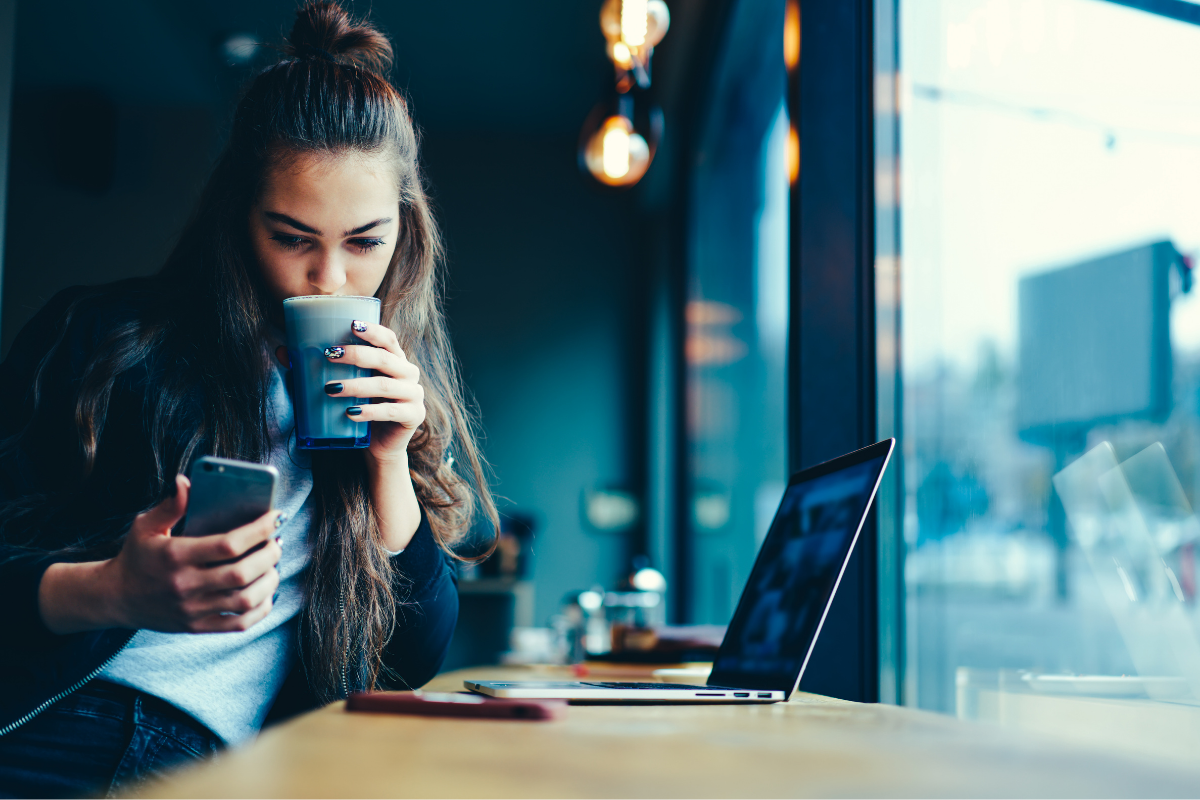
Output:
[118, 457, 285, 631]
[40, 470, 286, 636]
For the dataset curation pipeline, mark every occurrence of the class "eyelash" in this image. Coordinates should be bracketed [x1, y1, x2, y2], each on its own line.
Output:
[269, 234, 385, 252]
[270, 234, 306, 251]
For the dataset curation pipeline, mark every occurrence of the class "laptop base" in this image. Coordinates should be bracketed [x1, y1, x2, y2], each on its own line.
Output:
[465, 680, 786, 703]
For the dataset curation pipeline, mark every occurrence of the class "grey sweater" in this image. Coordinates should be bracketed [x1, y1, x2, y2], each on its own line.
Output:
[100, 345, 315, 745]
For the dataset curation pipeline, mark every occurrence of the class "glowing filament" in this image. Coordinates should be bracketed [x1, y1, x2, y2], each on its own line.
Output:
[612, 41, 632, 67]
[603, 124, 632, 178]
[622, 0, 648, 47]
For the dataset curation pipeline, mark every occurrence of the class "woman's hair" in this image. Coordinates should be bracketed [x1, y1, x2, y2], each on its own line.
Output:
[67, 2, 495, 701]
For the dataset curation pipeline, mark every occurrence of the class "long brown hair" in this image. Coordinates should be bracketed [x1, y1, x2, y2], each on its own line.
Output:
[54, 2, 493, 701]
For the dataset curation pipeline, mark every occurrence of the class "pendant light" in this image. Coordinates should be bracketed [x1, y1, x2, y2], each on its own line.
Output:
[580, 0, 670, 188]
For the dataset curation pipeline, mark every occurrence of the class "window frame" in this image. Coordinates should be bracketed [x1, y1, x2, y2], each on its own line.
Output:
[785, 0, 881, 704]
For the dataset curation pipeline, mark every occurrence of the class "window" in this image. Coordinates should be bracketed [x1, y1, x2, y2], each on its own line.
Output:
[887, 0, 1200, 751]
[683, 2, 789, 623]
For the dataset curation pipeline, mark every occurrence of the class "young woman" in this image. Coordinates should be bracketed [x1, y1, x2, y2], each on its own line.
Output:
[0, 3, 496, 796]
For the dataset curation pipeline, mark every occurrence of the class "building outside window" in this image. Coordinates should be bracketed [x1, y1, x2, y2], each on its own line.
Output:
[883, 0, 1200, 756]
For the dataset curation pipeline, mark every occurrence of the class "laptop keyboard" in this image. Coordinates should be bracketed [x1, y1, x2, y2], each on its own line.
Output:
[580, 682, 717, 690]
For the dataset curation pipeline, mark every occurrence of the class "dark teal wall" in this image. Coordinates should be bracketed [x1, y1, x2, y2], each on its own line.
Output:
[425, 133, 642, 624]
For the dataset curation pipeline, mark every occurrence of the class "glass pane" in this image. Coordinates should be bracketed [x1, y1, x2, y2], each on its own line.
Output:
[894, 0, 1200, 753]
[685, 1, 789, 624]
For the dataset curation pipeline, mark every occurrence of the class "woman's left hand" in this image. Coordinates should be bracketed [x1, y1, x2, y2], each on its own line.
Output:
[275, 319, 424, 550]
[323, 320, 426, 467]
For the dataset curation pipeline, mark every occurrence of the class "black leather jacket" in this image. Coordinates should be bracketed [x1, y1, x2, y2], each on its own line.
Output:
[0, 280, 458, 737]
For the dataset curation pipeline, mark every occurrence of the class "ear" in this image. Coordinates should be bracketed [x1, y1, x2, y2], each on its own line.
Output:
[275, 345, 291, 368]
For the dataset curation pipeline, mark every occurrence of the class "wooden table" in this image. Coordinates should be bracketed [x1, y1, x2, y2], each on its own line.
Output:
[137, 666, 1200, 798]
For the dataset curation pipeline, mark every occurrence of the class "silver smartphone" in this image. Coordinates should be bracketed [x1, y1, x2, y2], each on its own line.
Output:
[176, 456, 279, 537]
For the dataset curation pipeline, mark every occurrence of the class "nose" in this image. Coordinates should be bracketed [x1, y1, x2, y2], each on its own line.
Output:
[307, 249, 347, 295]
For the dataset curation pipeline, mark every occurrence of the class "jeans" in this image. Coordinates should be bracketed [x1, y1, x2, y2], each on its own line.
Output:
[0, 680, 222, 799]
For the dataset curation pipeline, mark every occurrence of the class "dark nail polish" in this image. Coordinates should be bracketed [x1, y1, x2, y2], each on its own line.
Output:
[272, 591, 280, 604]
[324, 346, 345, 359]
[347, 406, 363, 417]
[325, 382, 344, 395]
[275, 536, 283, 548]
[352, 320, 368, 333]
[274, 513, 288, 529]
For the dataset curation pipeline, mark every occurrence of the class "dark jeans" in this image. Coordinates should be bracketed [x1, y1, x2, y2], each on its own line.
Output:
[0, 680, 222, 799]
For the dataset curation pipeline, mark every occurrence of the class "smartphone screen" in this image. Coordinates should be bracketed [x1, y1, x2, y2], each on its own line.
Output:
[177, 456, 279, 537]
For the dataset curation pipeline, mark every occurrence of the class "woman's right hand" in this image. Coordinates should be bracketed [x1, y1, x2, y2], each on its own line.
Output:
[38, 474, 285, 635]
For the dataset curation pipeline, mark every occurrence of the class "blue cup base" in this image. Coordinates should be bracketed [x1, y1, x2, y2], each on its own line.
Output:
[297, 434, 371, 450]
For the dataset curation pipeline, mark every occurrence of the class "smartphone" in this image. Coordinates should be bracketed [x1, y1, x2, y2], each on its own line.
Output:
[345, 691, 566, 721]
[176, 456, 279, 537]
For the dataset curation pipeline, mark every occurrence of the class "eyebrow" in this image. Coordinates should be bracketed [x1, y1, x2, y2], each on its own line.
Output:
[265, 212, 320, 234]
[264, 212, 393, 237]
[345, 218, 393, 236]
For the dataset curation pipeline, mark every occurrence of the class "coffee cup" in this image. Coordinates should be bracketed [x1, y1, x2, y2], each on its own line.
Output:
[283, 295, 381, 449]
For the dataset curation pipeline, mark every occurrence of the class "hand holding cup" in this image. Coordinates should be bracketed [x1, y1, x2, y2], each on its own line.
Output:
[322, 319, 425, 466]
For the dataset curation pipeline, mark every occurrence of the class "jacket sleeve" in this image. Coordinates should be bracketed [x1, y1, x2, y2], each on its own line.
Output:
[0, 286, 156, 655]
[378, 511, 459, 690]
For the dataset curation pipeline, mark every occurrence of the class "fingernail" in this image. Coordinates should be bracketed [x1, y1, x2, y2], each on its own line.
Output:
[275, 536, 284, 548]
[347, 406, 363, 417]
[325, 382, 344, 395]
[352, 320, 368, 333]
[274, 513, 288, 529]
[272, 591, 280, 604]
[324, 346, 345, 359]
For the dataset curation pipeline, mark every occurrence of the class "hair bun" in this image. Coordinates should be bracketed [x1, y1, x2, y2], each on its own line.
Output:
[285, 2, 393, 73]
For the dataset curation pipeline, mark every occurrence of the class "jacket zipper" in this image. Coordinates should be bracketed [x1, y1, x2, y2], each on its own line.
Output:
[4, 584, 350, 736]
[6, 583, 353, 735]
[339, 586, 349, 699]
[0, 636, 133, 737]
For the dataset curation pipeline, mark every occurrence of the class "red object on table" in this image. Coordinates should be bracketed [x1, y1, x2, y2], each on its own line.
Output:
[346, 691, 566, 721]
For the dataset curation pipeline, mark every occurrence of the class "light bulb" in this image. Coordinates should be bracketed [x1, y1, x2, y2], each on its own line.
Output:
[221, 33, 259, 65]
[600, 0, 622, 42]
[584, 115, 652, 187]
[645, 1, 670, 47]
[621, 0, 649, 47]
[600, 0, 669, 80]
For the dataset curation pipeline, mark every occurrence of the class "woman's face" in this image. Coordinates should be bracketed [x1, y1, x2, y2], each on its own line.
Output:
[249, 150, 401, 302]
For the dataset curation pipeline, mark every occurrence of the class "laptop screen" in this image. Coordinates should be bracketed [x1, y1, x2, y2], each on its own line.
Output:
[708, 441, 892, 692]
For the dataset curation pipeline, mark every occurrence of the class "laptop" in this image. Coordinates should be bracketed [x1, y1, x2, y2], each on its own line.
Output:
[465, 438, 895, 703]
